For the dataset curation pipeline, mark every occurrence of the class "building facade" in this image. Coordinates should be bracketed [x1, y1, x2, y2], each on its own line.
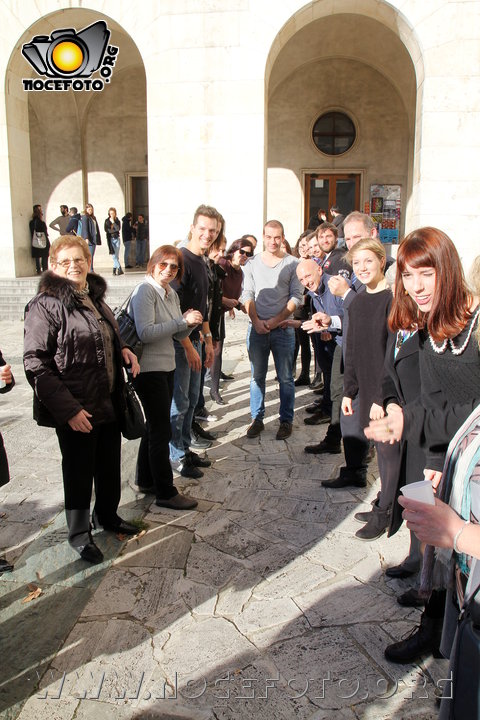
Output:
[1, 0, 479, 276]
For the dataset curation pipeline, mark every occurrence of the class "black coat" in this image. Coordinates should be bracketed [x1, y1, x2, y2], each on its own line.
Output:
[23, 272, 126, 428]
[29, 217, 50, 259]
[0, 350, 14, 488]
[381, 331, 427, 535]
[104, 217, 121, 254]
[79, 215, 101, 245]
[209, 261, 226, 342]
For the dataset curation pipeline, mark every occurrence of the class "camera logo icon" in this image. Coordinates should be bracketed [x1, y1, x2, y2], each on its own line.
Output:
[22, 21, 119, 92]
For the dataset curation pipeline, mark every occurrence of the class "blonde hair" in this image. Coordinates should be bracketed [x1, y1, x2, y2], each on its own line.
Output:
[346, 237, 386, 270]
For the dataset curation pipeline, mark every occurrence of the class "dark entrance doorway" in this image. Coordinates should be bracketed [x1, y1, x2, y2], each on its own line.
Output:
[305, 173, 360, 229]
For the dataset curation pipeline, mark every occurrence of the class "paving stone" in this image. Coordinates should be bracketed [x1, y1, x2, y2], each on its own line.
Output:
[266, 627, 378, 709]
[80, 567, 145, 617]
[256, 452, 291, 466]
[253, 554, 334, 600]
[260, 517, 327, 549]
[290, 463, 337, 481]
[244, 543, 300, 578]
[221, 489, 270, 513]
[47, 618, 156, 706]
[266, 496, 327, 523]
[215, 569, 262, 618]
[305, 532, 372, 572]
[176, 576, 218, 617]
[187, 475, 231, 504]
[159, 616, 258, 679]
[0, 582, 92, 716]
[9, 696, 79, 720]
[196, 516, 272, 559]
[235, 596, 304, 634]
[74, 699, 216, 719]
[186, 541, 245, 588]
[296, 578, 409, 627]
[116, 525, 193, 570]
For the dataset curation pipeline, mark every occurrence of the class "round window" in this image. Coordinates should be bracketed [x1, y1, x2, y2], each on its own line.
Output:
[312, 112, 356, 156]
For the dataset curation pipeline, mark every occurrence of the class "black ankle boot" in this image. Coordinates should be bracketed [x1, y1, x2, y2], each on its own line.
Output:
[294, 373, 310, 387]
[384, 612, 443, 663]
[113, 268, 117, 275]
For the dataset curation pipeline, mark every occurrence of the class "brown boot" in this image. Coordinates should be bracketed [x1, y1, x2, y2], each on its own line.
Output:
[355, 506, 389, 541]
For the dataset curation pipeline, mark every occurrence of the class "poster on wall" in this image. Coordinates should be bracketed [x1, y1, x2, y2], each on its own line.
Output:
[369, 184, 401, 243]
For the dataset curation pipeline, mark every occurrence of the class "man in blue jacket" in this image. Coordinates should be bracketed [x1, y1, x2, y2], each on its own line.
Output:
[296, 259, 344, 438]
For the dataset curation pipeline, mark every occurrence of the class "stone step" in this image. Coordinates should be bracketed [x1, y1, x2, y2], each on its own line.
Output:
[0, 273, 145, 319]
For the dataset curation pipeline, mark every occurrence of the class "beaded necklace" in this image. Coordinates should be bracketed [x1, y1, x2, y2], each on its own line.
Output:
[428, 305, 480, 355]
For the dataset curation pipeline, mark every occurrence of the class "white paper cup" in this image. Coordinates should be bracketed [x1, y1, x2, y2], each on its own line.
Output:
[400, 480, 435, 506]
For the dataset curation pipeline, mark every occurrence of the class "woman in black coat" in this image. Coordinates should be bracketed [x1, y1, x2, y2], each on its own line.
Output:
[79, 203, 101, 272]
[24, 236, 140, 564]
[377, 331, 429, 582]
[29, 204, 50, 274]
[0, 350, 14, 574]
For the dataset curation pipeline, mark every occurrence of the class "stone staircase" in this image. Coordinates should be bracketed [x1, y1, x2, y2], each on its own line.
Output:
[0, 271, 145, 321]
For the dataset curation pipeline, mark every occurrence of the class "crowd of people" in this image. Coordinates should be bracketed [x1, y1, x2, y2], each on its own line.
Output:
[4, 202, 480, 715]
[30, 203, 149, 276]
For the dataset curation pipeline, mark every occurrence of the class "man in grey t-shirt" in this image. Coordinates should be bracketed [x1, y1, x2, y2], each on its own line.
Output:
[241, 220, 303, 440]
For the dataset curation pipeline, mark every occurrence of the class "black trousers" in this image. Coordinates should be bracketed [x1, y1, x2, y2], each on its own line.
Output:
[133, 370, 177, 499]
[0, 432, 10, 488]
[340, 396, 369, 479]
[294, 327, 312, 378]
[56, 421, 121, 523]
[311, 334, 336, 413]
[324, 343, 343, 443]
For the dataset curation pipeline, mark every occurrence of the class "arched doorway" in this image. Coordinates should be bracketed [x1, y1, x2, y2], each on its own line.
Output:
[265, 1, 422, 245]
[4, 8, 147, 276]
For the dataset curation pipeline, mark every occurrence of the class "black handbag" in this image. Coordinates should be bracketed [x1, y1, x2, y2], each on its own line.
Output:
[113, 291, 143, 359]
[120, 380, 145, 440]
[450, 583, 480, 719]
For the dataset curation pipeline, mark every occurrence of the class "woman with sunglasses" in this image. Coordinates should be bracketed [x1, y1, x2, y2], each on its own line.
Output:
[208, 238, 254, 394]
[129, 245, 202, 509]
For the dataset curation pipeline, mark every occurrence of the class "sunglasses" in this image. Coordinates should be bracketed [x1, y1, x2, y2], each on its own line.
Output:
[158, 262, 179, 272]
[239, 249, 253, 257]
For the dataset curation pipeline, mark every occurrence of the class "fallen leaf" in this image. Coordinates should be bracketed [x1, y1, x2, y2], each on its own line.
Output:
[22, 587, 42, 603]
[27, 582, 39, 592]
[130, 529, 146, 541]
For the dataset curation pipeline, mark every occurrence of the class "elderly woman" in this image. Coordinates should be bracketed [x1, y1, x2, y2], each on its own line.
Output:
[24, 235, 140, 564]
[0, 350, 14, 574]
[129, 245, 202, 509]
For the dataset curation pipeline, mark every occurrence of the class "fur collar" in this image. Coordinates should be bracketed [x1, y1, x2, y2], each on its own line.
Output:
[37, 271, 107, 310]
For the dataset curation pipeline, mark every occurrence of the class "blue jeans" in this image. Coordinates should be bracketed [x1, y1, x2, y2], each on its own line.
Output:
[111, 237, 121, 269]
[169, 339, 202, 461]
[88, 243, 96, 270]
[246, 324, 295, 423]
[136, 239, 146, 265]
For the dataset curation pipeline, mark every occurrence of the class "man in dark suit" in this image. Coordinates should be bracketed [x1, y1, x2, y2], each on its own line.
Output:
[320, 212, 383, 487]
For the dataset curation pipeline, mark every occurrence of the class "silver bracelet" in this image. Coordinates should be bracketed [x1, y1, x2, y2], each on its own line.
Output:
[453, 520, 470, 553]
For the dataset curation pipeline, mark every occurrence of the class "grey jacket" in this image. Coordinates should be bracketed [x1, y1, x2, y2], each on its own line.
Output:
[130, 280, 191, 372]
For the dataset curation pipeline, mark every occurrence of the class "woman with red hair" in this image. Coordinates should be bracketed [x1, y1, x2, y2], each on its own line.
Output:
[369, 227, 480, 665]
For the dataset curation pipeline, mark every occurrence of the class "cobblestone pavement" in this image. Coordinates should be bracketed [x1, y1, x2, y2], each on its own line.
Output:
[0, 314, 445, 720]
